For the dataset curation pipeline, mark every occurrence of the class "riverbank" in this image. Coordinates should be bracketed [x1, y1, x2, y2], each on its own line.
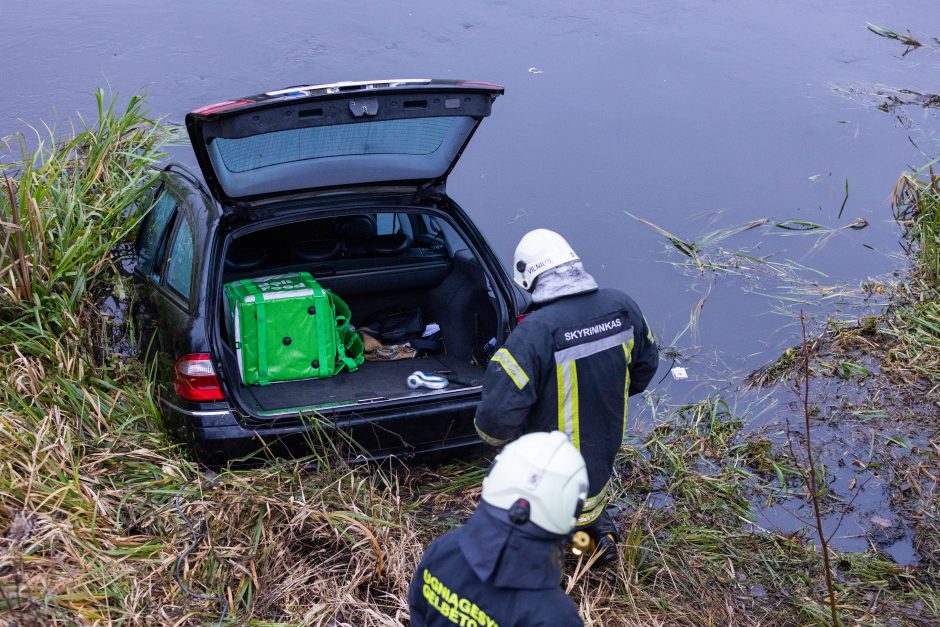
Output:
[0, 95, 937, 626]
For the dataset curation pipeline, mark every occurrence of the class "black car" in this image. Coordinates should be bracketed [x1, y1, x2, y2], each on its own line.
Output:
[133, 79, 527, 463]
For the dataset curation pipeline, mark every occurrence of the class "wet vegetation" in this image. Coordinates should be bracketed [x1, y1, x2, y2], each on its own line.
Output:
[1, 89, 939, 626]
[840, 24, 940, 124]
[865, 23, 927, 56]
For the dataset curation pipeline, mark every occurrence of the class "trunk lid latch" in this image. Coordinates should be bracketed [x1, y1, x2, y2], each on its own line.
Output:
[349, 98, 379, 117]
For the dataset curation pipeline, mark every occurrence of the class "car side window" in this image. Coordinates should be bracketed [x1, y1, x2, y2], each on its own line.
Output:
[138, 190, 178, 279]
[165, 218, 195, 300]
[417, 214, 460, 252]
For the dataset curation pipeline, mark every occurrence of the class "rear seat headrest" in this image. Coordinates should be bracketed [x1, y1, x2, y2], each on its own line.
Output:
[336, 215, 376, 241]
[225, 247, 268, 272]
[367, 233, 412, 256]
[292, 239, 340, 263]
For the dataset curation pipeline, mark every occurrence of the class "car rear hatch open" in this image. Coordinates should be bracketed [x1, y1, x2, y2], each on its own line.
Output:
[185, 79, 504, 208]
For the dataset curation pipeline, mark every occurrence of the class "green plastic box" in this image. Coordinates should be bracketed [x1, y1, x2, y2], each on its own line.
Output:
[224, 272, 361, 386]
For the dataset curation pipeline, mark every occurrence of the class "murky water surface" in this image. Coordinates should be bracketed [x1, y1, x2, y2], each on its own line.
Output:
[3, 0, 938, 563]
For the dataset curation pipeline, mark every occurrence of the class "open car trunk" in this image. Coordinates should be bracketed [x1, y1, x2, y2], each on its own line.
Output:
[214, 208, 501, 419]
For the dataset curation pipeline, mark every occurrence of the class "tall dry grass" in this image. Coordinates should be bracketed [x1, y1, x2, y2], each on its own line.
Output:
[0, 91, 427, 625]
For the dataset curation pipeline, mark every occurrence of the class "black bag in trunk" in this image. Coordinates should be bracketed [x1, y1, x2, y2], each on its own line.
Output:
[360, 307, 425, 344]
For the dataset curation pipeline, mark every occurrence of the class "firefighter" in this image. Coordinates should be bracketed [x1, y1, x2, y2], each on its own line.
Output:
[409, 431, 588, 626]
[474, 228, 659, 567]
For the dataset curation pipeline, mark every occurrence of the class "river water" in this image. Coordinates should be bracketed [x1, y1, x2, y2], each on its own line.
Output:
[3, 0, 939, 562]
[4, 0, 937, 381]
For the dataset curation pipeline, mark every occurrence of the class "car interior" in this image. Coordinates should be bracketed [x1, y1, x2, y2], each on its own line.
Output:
[217, 210, 501, 417]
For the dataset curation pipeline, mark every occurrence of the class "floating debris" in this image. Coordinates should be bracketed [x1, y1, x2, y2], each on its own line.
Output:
[775, 217, 868, 232]
[838, 178, 850, 220]
[776, 220, 822, 231]
[866, 23, 924, 56]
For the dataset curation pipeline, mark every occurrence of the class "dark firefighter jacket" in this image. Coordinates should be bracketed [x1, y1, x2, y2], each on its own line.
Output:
[409, 503, 584, 627]
[474, 288, 658, 527]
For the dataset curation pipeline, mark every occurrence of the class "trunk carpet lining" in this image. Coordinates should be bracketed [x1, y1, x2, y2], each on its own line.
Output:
[243, 354, 483, 413]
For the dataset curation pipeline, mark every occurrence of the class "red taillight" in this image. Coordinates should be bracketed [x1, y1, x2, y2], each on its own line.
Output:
[174, 354, 225, 402]
[516, 314, 528, 324]
[190, 99, 253, 116]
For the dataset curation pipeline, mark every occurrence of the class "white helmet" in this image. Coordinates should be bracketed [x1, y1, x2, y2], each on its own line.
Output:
[513, 229, 579, 291]
[482, 431, 589, 535]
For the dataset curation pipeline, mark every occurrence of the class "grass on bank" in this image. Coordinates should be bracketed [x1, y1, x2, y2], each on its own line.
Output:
[0, 92, 938, 625]
[889, 165, 940, 384]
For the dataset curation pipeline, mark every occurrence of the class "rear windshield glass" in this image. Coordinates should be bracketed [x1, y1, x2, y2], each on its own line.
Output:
[215, 117, 462, 173]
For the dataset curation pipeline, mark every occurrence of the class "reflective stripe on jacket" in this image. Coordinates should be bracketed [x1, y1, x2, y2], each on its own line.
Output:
[473, 288, 658, 516]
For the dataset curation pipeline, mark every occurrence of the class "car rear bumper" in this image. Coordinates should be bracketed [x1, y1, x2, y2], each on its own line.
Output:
[160, 394, 485, 464]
